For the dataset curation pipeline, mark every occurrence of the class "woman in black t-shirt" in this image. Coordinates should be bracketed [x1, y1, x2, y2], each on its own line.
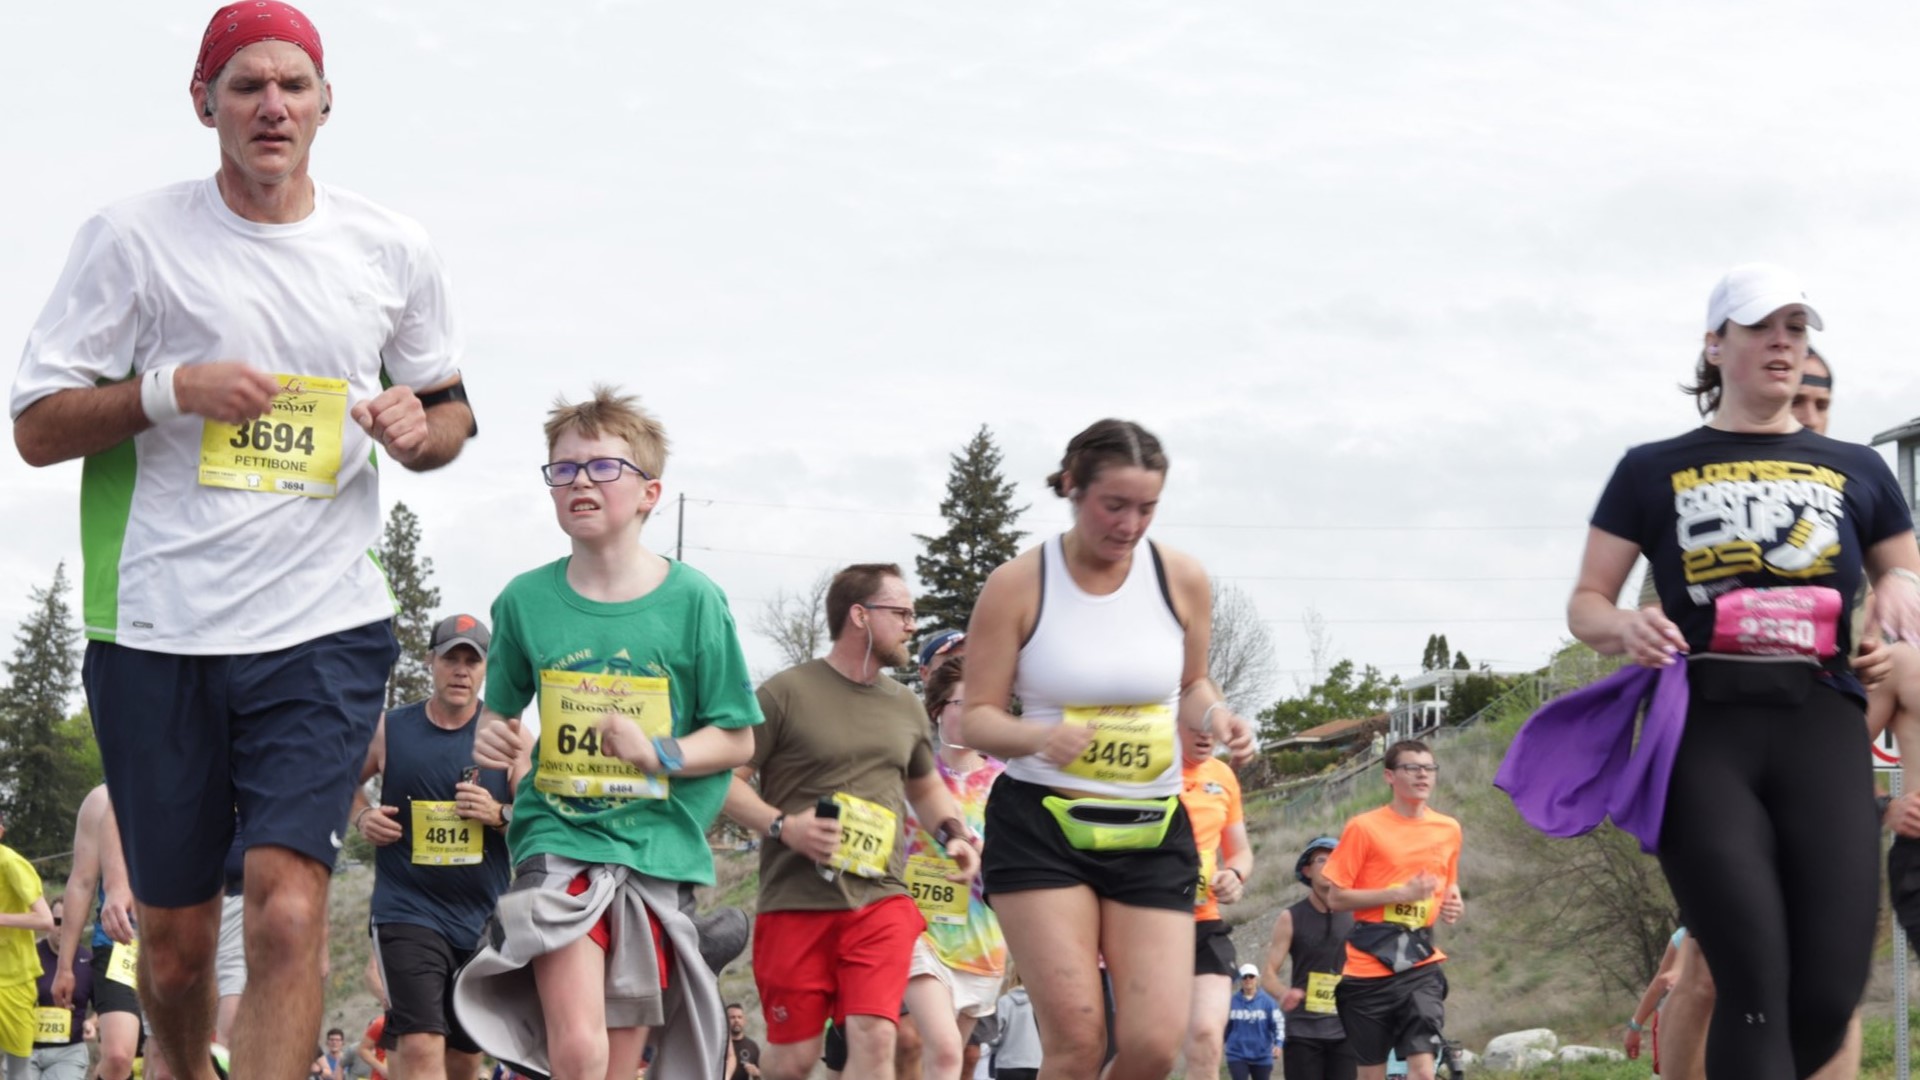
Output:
[1567, 264, 1920, 1080]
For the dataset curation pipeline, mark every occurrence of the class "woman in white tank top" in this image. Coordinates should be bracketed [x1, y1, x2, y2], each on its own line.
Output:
[962, 419, 1257, 1080]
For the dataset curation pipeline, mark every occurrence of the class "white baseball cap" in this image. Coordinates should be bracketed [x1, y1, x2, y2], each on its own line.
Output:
[1238, 963, 1260, 978]
[1705, 263, 1823, 332]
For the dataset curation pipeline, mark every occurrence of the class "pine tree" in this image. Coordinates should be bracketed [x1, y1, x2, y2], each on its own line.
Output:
[914, 427, 1029, 638]
[0, 563, 94, 860]
[379, 502, 441, 708]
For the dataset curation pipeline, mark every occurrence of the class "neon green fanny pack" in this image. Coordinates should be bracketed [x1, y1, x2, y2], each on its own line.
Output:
[1041, 794, 1179, 852]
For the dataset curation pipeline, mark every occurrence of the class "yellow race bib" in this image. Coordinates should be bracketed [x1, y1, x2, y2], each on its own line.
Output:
[35, 1007, 70, 1043]
[535, 671, 671, 800]
[905, 854, 968, 925]
[1061, 704, 1174, 785]
[198, 374, 349, 498]
[410, 801, 483, 866]
[1305, 971, 1341, 1015]
[828, 793, 897, 880]
[1383, 887, 1435, 930]
[1196, 847, 1218, 907]
[107, 939, 139, 988]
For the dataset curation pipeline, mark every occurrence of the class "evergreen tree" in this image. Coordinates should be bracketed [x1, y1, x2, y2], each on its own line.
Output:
[379, 502, 441, 708]
[1421, 635, 1441, 671]
[1453, 650, 1470, 670]
[0, 563, 95, 861]
[914, 426, 1029, 637]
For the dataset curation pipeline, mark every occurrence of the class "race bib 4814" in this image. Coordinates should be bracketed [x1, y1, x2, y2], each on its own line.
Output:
[410, 800, 483, 866]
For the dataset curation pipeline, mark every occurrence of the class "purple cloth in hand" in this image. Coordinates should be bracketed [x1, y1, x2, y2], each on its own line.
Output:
[1493, 660, 1689, 854]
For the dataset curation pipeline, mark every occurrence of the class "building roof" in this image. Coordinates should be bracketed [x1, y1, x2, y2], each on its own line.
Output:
[1270, 713, 1388, 750]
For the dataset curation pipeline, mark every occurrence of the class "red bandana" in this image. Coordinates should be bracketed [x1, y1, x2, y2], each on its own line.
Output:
[192, 2, 324, 89]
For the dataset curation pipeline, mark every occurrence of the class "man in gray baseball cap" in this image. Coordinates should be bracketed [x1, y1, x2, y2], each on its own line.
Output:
[351, 613, 509, 1080]
[429, 614, 490, 659]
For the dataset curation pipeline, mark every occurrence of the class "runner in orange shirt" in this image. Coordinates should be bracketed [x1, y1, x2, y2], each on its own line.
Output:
[1179, 721, 1253, 1079]
[1321, 740, 1463, 1080]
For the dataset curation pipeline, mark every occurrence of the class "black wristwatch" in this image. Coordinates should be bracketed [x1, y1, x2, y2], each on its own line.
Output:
[767, 814, 786, 843]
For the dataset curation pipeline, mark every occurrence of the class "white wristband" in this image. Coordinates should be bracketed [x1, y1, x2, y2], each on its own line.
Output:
[1888, 567, 1920, 589]
[139, 366, 182, 423]
[1196, 701, 1225, 732]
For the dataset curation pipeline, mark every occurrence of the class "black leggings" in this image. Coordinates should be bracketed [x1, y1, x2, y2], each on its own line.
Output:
[1657, 667, 1878, 1080]
[1284, 1035, 1358, 1080]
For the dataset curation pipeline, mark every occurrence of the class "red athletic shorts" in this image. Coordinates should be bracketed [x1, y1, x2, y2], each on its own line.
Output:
[566, 872, 669, 988]
[752, 894, 924, 1044]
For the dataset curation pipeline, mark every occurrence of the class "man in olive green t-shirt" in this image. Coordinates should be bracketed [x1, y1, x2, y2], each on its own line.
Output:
[724, 563, 980, 1080]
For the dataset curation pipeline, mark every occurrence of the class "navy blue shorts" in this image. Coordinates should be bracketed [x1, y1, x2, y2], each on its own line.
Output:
[83, 620, 397, 907]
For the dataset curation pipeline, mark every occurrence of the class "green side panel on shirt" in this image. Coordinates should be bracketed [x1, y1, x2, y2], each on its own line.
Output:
[79, 440, 138, 643]
[367, 548, 398, 611]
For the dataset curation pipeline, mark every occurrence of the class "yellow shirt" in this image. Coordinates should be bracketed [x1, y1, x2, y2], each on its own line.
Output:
[0, 846, 43, 987]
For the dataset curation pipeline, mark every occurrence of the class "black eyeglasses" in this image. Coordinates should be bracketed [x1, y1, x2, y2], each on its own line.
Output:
[541, 458, 654, 487]
[859, 603, 917, 622]
[1392, 764, 1440, 776]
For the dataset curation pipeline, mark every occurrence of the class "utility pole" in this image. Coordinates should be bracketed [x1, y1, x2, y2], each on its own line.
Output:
[674, 492, 686, 562]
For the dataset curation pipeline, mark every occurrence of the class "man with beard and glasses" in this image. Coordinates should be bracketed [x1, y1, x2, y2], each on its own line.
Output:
[724, 564, 980, 1080]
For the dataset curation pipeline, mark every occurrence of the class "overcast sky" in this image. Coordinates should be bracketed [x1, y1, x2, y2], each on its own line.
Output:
[6, 1, 1920, 707]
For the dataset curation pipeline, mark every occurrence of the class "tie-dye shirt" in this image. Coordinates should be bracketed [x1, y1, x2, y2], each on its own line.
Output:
[904, 754, 1007, 976]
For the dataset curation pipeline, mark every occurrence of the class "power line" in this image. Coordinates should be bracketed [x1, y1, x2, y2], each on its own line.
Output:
[690, 495, 1572, 532]
[693, 545, 1569, 585]
[1263, 616, 1564, 625]
[1221, 575, 1566, 583]
[700, 497, 944, 520]
[685, 544, 848, 563]
[1153, 522, 1574, 533]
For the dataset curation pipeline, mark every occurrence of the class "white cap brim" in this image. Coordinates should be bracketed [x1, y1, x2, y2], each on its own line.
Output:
[1724, 294, 1824, 332]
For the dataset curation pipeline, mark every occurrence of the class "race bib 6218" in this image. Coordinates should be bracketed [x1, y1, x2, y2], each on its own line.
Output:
[1383, 888, 1434, 930]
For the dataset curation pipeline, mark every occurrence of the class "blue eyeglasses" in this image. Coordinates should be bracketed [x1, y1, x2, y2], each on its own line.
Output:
[541, 458, 654, 486]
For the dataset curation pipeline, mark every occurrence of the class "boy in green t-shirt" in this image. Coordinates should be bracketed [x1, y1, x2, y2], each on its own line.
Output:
[469, 385, 761, 1080]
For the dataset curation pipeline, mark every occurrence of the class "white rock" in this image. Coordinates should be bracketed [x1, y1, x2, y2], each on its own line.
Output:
[1482, 1030, 1559, 1072]
[1557, 1046, 1625, 1063]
